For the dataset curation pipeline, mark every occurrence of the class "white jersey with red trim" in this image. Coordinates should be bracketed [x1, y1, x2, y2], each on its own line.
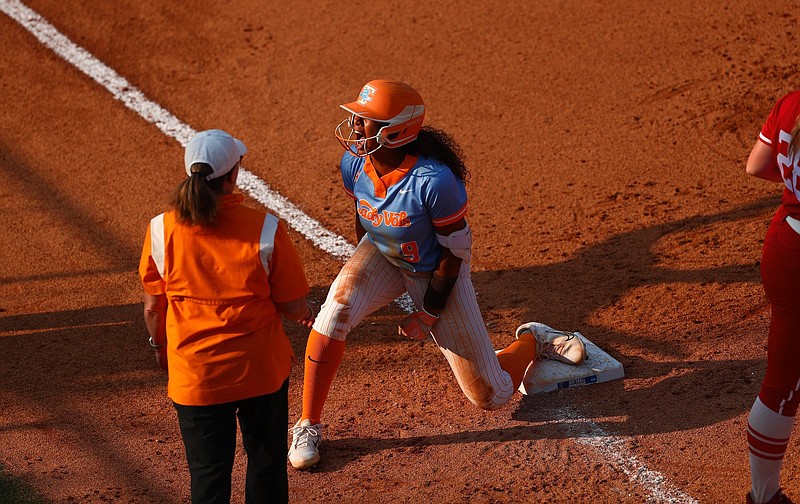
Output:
[340, 151, 468, 273]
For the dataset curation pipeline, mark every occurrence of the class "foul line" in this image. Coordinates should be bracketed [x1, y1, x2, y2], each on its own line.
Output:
[558, 408, 699, 504]
[0, 1, 697, 502]
[0, 0, 355, 262]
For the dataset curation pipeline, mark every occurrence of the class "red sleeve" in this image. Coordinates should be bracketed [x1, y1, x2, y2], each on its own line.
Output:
[759, 93, 791, 146]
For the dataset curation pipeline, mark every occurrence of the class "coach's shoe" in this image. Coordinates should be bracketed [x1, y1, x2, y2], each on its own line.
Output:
[288, 419, 322, 470]
[746, 489, 793, 504]
[516, 322, 587, 366]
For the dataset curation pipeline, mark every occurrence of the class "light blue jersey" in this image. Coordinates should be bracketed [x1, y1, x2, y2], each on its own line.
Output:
[341, 152, 468, 273]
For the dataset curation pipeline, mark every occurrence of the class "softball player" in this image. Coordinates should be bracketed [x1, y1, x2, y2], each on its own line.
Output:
[288, 80, 587, 470]
[744, 91, 800, 504]
[139, 129, 315, 503]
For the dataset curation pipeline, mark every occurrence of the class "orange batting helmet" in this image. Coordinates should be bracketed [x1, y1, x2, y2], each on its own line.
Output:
[335, 80, 425, 156]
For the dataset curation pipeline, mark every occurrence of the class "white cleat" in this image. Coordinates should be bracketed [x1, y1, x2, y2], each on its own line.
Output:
[516, 322, 587, 366]
[288, 419, 322, 470]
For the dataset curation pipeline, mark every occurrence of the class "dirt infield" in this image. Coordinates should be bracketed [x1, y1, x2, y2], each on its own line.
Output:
[2, 0, 799, 502]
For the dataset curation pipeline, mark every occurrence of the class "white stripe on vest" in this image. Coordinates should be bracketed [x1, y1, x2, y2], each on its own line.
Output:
[149, 213, 166, 278]
[259, 214, 279, 276]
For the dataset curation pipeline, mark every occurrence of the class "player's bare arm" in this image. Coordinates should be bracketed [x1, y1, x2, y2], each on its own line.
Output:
[746, 140, 782, 182]
[276, 296, 316, 329]
[143, 292, 168, 370]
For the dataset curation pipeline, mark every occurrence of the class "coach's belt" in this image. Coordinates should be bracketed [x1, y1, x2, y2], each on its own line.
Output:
[787, 215, 800, 235]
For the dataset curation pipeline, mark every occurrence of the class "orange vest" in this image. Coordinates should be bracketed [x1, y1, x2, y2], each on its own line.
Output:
[139, 194, 309, 406]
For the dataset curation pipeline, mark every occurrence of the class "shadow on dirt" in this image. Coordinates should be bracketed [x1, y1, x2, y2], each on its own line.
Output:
[299, 197, 778, 468]
[313, 352, 761, 470]
[0, 304, 176, 502]
[0, 197, 778, 476]
[504, 196, 776, 356]
[0, 138, 143, 286]
[0, 294, 326, 501]
[310, 351, 762, 471]
[504, 197, 775, 435]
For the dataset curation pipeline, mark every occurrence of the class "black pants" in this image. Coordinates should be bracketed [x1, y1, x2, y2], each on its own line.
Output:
[173, 379, 289, 504]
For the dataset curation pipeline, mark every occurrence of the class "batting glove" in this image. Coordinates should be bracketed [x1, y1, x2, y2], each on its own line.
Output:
[398, 308, 438, 341]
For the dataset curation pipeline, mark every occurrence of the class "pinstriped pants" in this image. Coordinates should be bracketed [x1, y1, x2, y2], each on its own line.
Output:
[312, 236, 515, 410]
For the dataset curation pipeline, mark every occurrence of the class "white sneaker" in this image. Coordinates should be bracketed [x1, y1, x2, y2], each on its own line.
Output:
[288, 419, 322, 470]
[516, 322, 587, 366]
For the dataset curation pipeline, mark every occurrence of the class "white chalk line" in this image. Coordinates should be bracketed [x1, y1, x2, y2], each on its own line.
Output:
[0, 1, 696, 501]
[0, 0, 355, 262]
[557, 408, 698, 504]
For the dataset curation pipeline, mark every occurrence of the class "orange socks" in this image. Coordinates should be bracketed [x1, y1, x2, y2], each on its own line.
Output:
[496, 332, 537, 390]
[301, 329, 346, 424]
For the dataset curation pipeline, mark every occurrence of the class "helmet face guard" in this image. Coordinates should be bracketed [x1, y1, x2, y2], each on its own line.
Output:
[334, 80, 425, 157]
[335, 116, 383, 157]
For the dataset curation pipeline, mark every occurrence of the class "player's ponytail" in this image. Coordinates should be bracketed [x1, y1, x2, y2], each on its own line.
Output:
[406, 126, 471, 183]
[789, 115, 800, 162]
[170, 163, 227, 226]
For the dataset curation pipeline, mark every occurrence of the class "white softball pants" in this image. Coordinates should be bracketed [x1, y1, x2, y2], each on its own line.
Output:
[312, 236, 515, 410]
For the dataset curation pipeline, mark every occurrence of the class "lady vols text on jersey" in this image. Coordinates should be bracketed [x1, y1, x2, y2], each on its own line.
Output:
[287, 80, 587, 471]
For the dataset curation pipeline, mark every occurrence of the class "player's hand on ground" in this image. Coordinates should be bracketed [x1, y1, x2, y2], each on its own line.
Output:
[398, 309, 438, 340]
